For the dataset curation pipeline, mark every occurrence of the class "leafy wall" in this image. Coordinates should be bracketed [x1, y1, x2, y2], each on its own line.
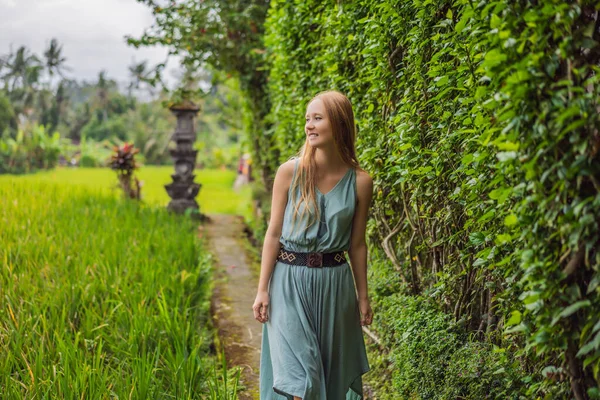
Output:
[264, 0, 600, 398]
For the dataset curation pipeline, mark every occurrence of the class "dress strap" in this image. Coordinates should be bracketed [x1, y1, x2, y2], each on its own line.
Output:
[352, 167, 358, 205]
[288, 158, 300, 197]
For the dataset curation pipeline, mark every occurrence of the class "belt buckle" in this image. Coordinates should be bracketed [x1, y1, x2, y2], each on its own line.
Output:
[307, 252, 323, 268]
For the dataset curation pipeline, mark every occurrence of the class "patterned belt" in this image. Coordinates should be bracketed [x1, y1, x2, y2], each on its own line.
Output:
[277, 247, 347, 268]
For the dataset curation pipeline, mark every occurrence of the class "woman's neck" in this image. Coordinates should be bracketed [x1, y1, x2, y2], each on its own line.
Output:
[314, 146, 347, 173]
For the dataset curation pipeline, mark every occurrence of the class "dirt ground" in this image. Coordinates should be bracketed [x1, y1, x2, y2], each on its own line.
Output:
[204, 214, 262, 399]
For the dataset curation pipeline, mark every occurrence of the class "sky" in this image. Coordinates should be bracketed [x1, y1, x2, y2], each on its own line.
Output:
[0, 0, 179, 89]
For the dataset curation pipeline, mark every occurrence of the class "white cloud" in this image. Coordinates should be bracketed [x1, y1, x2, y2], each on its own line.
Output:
[0, 0, 16, 8]
[0, 0, 179, 88]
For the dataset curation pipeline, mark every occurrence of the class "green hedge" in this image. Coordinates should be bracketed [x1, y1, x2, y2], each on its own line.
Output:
[264, 0, 600, 397]
[374, 294, 524, 399]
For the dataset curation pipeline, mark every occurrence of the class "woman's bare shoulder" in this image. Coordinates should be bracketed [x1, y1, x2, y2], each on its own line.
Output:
[354, 167, 373, 196]
[355, 167, 373, 184]
[273, 158, 297, 189]
[278, 158, 297, 177]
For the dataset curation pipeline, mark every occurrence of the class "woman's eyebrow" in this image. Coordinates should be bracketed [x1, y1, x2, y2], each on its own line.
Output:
[305, 112, 323, 117]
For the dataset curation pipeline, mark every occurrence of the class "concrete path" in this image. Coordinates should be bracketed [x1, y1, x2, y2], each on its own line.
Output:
[203, 214, 261, 400]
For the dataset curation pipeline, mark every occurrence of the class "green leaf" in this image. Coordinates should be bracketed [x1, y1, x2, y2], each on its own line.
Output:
[556, 106, 580, 125]
[496, 255, 512, 266]
[435, 76, 449, 87]
[583, 353, 600, 369]
[495, 141, 520, 151]
[482, 48, 507, 69]
[506, 310, 521, 326]
[576, 331, 600, 357]
[477, 209, 495, 224]
[504, 214, 518, 227]
[560, 119, 586, 137]
[473, 258, 487, 267]
[489, 187, 511, 204]
[461, 153, 474, 165]
[505, 323, 528, 334]
[455, 16, 467, 33]
[495, 233, 512, 245]
[474, 113, 486, 126]
[593, 319, 600, 334]
[558, 300, 591, 319]
[520, 290, 540, 304]
[469, 232, 486, 245]
[490, 14, 501, 29]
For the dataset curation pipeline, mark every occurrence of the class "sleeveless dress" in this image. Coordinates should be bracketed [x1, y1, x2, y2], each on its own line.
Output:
[259, 158, 370, 399]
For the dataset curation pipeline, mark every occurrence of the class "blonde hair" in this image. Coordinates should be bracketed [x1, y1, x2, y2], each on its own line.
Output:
[289, 90, 360, 230]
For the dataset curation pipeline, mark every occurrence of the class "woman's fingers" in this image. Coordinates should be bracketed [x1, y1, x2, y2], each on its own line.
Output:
[253, 304, 260, 321]
[365, 311, 373, 325]
[253, 302, 269, 323]
[359, 306, 373, 326]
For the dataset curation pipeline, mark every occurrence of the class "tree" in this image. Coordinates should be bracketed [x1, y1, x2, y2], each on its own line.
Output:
[43, 38, 70, 79]
[1, 46, 41, 93]
[95, 71, 114, 122]
[0, 91, 15, 135]
[128, 0, 278, 188]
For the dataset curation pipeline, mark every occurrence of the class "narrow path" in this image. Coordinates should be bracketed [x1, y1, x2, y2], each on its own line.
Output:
[203, 214, 261, 400]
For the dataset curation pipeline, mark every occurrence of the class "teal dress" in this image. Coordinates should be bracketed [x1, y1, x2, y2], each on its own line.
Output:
[260, 158, 370, 399]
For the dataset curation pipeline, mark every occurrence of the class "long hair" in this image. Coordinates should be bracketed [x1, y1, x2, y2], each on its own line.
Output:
[289, 90, 360, 230]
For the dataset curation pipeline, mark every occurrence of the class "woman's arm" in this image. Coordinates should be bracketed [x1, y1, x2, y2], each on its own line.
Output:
[253, 159, 295, 323]
[348, 169, 374, 325]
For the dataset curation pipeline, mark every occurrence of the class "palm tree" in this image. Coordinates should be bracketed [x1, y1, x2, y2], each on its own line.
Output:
[2, 46, 41, 93]
[43, 38, 70, 79]
[96, 71, 111, 122]
[0, 47, 43, 123]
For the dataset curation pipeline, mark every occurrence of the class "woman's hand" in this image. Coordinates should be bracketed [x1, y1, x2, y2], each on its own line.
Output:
[358, 297, 373, 326]
[253, 291, 270, 323]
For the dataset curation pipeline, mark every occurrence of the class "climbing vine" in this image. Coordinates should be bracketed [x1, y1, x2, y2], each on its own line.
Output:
[265, 0, 600, 398]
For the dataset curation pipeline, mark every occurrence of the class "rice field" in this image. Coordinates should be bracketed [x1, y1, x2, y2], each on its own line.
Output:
[3, 166, 254, 220]
[0, 167, 249, 399]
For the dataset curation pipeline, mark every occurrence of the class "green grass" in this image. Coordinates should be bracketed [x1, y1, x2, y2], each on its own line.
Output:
[0, 180, 219, 399]
[4, 166, 254, 220]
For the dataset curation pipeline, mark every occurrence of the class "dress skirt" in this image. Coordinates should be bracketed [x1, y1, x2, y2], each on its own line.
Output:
[260, 261, 370, 399]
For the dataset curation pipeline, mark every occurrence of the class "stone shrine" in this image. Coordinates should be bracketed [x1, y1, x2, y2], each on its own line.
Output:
[164, 100, 203, 218]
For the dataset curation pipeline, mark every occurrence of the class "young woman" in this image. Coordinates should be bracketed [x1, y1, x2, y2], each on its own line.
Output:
[253, 90, 373, 400]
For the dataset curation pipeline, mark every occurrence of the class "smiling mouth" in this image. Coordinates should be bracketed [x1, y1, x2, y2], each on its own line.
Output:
[308, 133, 319, 138]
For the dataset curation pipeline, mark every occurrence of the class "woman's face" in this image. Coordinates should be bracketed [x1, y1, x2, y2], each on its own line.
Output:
[305, 98, 333, 148]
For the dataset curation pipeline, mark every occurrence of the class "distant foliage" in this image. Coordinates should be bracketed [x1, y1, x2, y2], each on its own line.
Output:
[0, 91, 14, 135]
[265, 0, 600, 397]
[0, 124, 61, 174]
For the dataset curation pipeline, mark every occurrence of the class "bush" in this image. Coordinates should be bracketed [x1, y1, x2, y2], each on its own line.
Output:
[374, 295, 526, 400]
[0, 124, 62, 174]
[81, 114, 128, 142]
